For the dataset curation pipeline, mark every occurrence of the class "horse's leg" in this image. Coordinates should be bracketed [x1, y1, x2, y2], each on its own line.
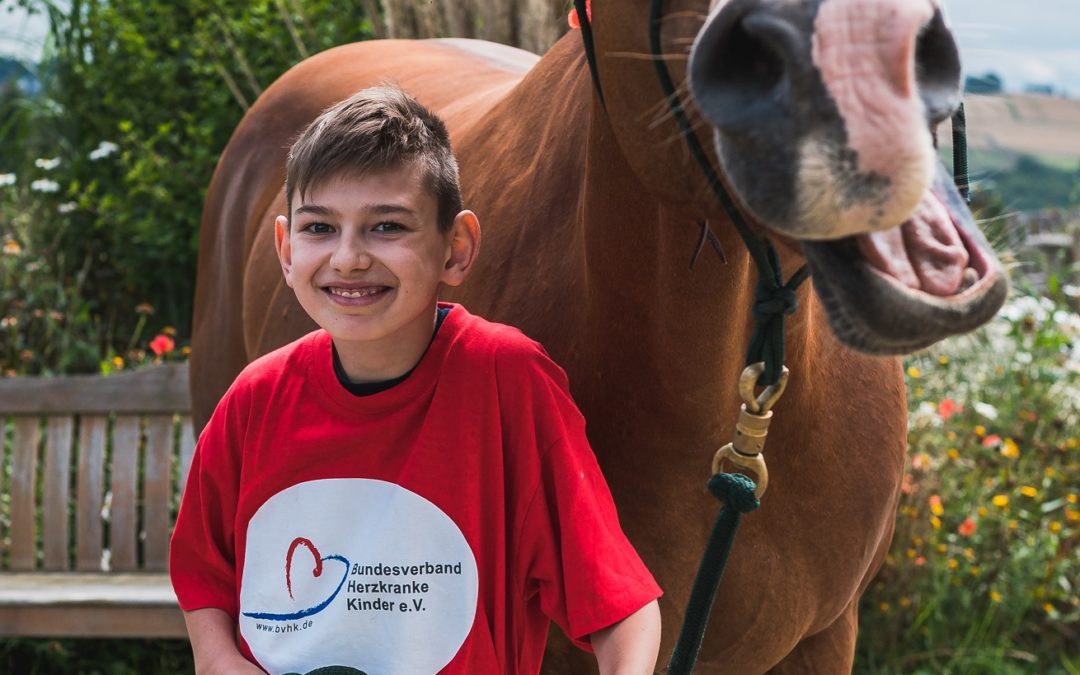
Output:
[766, 599, 859, 674]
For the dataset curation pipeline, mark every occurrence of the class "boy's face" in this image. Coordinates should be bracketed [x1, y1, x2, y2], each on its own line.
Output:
[275, 163, 475, 366]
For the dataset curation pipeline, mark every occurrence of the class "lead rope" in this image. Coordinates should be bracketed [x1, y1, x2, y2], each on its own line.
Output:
[571, 4, 971, 672]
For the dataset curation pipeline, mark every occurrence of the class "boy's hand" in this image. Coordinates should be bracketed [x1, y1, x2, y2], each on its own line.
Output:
[592, 599, 662, 675]
[184, 607, 265, 674]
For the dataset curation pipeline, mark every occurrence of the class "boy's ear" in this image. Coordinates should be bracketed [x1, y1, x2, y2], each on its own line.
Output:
[274, 215, 295, 288]
[441, 210, 481, 287]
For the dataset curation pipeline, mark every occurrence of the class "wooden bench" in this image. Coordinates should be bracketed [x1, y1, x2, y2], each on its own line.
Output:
[0, 363, 194, 638]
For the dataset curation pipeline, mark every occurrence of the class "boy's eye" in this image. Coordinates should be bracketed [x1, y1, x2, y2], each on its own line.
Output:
[372, 222, 405, 233]
[302, 221, 333, 234]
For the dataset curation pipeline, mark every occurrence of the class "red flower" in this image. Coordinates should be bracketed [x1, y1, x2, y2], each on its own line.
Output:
[981, 434, 1001, 447]
[149, 334, 175, 356]
[958, 517, 977, 537]
[937, 398, 961, 421]
[568, 0, 592, 29]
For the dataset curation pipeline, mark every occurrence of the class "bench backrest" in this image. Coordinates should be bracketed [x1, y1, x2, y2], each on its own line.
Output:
[0, 364, 194, 573]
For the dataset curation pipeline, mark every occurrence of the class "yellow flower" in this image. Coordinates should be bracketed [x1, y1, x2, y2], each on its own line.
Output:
[907, 366, 921, 378]
[1067, 438, 1079, 450]
[938, 355, 950, 365]
[181, 345, 192, 357]
[1045, 467, 1057, 479]
[930, 516, 941, 530]
[1008, 519, 1018, 530]
[947, 559, 959, 570]
[1049, 521, 1062, 533]
[1066, 509, 1079, 523]
[990, 590, 1002, 603]
[946, 431, 957, 441]
[929, 495, 944, 516]
[974, 425, 986, 437]
[1020, 486, 1038, 498]
[1068, 494, 1078, 505]
[964, 548, 975, 560]
[112, 356, 124, 369]
[879, 602, 890, 614]
[970, 566, 981, 576]
[992, 495, 1009, 508]
[1001, 438, 1019, 459]
[899, 597, 912, 608]
[906, 548, 917, 559]
[947, 448, 960, 460]
[162, 325, 177, 336]
[1044, 603, 1055, 615]
[3, 239, 21, 255]
[977, 506, 988, 517]
[937, 543, 947, 553]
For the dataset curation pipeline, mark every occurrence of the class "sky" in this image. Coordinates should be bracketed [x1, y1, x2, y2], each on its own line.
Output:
[1, 0, 1078, 95]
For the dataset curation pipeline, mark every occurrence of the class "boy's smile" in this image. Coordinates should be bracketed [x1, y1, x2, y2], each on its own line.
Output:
[275, 163, 478, 382]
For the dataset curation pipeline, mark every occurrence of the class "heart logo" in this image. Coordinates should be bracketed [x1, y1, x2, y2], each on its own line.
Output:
[285, 537, 324, 599]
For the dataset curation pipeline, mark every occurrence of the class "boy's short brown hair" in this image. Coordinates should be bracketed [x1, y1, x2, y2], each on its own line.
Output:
[285, 85, 462, 232]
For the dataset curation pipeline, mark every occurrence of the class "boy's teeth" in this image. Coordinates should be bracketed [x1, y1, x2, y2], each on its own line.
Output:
[330, 287, 380, 298]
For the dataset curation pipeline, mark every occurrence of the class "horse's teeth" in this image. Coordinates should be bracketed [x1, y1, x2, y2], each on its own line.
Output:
[958, 267, 979, 292]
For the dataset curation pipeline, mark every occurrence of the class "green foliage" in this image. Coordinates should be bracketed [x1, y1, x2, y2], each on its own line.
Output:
[0, 0, 376, 373]
[856, 287, 1080, 674]
[976, 154, 1080, 212]
[0, 637, 193, 674]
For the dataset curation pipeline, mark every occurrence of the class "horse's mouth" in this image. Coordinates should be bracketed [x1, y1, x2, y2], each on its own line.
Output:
[801, 162, 1009, 355]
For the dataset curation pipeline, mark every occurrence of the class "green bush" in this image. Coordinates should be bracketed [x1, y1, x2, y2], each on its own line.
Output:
[0, 0, 377, 373]
[856, 284, 1080, 674]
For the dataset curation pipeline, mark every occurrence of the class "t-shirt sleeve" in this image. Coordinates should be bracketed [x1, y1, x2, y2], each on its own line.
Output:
[169, 384, 246, 616]
[500, 341, 662, 651]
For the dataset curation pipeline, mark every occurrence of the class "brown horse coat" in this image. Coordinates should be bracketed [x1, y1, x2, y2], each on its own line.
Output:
[191, 2, 1006, 671]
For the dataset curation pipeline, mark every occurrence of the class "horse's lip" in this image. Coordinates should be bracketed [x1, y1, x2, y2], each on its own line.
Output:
[800, 191, 1009, 355]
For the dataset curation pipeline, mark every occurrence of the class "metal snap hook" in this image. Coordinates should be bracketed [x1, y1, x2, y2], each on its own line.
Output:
[738, 362, 790, 414]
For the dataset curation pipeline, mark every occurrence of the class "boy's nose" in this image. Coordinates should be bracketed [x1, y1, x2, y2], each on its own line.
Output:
[330, 237, 374, 272]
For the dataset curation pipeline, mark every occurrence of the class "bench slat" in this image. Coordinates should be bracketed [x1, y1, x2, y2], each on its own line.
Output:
[178, 417, 196, 503]
[76, 416, 108, 572]
[143, 415, 173, 571]
[9, 418, 41, 571]
[109, 416, 141, 572]
[0, 572, 184, 639]
[42, 417, 74, 571]
[0, 364, 190, 415]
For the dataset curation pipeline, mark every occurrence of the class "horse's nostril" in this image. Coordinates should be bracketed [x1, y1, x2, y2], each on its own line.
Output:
[689, 10, 789, 131]
[916, 9, 962, 126]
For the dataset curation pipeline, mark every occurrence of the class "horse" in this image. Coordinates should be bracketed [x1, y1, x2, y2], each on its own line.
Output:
[190, 0, 1008, 671]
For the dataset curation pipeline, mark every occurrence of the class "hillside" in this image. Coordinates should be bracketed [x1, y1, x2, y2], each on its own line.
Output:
[943, 93, 1080, 166]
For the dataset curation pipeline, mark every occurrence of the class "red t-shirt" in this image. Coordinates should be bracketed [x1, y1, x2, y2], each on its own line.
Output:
[170, 304, 660, 675]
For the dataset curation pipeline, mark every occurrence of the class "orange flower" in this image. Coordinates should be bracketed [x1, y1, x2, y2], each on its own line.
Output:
[149, 334, 175, 356]
[981, 434, 1001, 447]
[900, 473, 917, 495]
[567, 0, 592, 29]
[937, 398, 961, 420]
[914, 556, 926, 567]
[958, 517, 976, 537]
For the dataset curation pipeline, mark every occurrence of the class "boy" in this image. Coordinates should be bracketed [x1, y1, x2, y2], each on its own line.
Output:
[170, 86, 661, 675]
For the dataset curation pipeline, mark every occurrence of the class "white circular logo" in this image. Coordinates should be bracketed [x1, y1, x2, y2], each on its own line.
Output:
[239, 479, 479, 675]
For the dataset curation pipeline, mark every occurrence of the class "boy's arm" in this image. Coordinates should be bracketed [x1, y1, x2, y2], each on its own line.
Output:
[591, 599, 662, 675]
[184, 608, 264, 675]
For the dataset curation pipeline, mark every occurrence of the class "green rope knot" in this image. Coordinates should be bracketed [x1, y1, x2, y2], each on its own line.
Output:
[751, 284, 799, 321]
[707, 472, 761, 513]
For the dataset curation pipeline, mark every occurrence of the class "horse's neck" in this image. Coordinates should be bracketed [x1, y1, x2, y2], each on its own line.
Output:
[577, 104, 785, 385]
